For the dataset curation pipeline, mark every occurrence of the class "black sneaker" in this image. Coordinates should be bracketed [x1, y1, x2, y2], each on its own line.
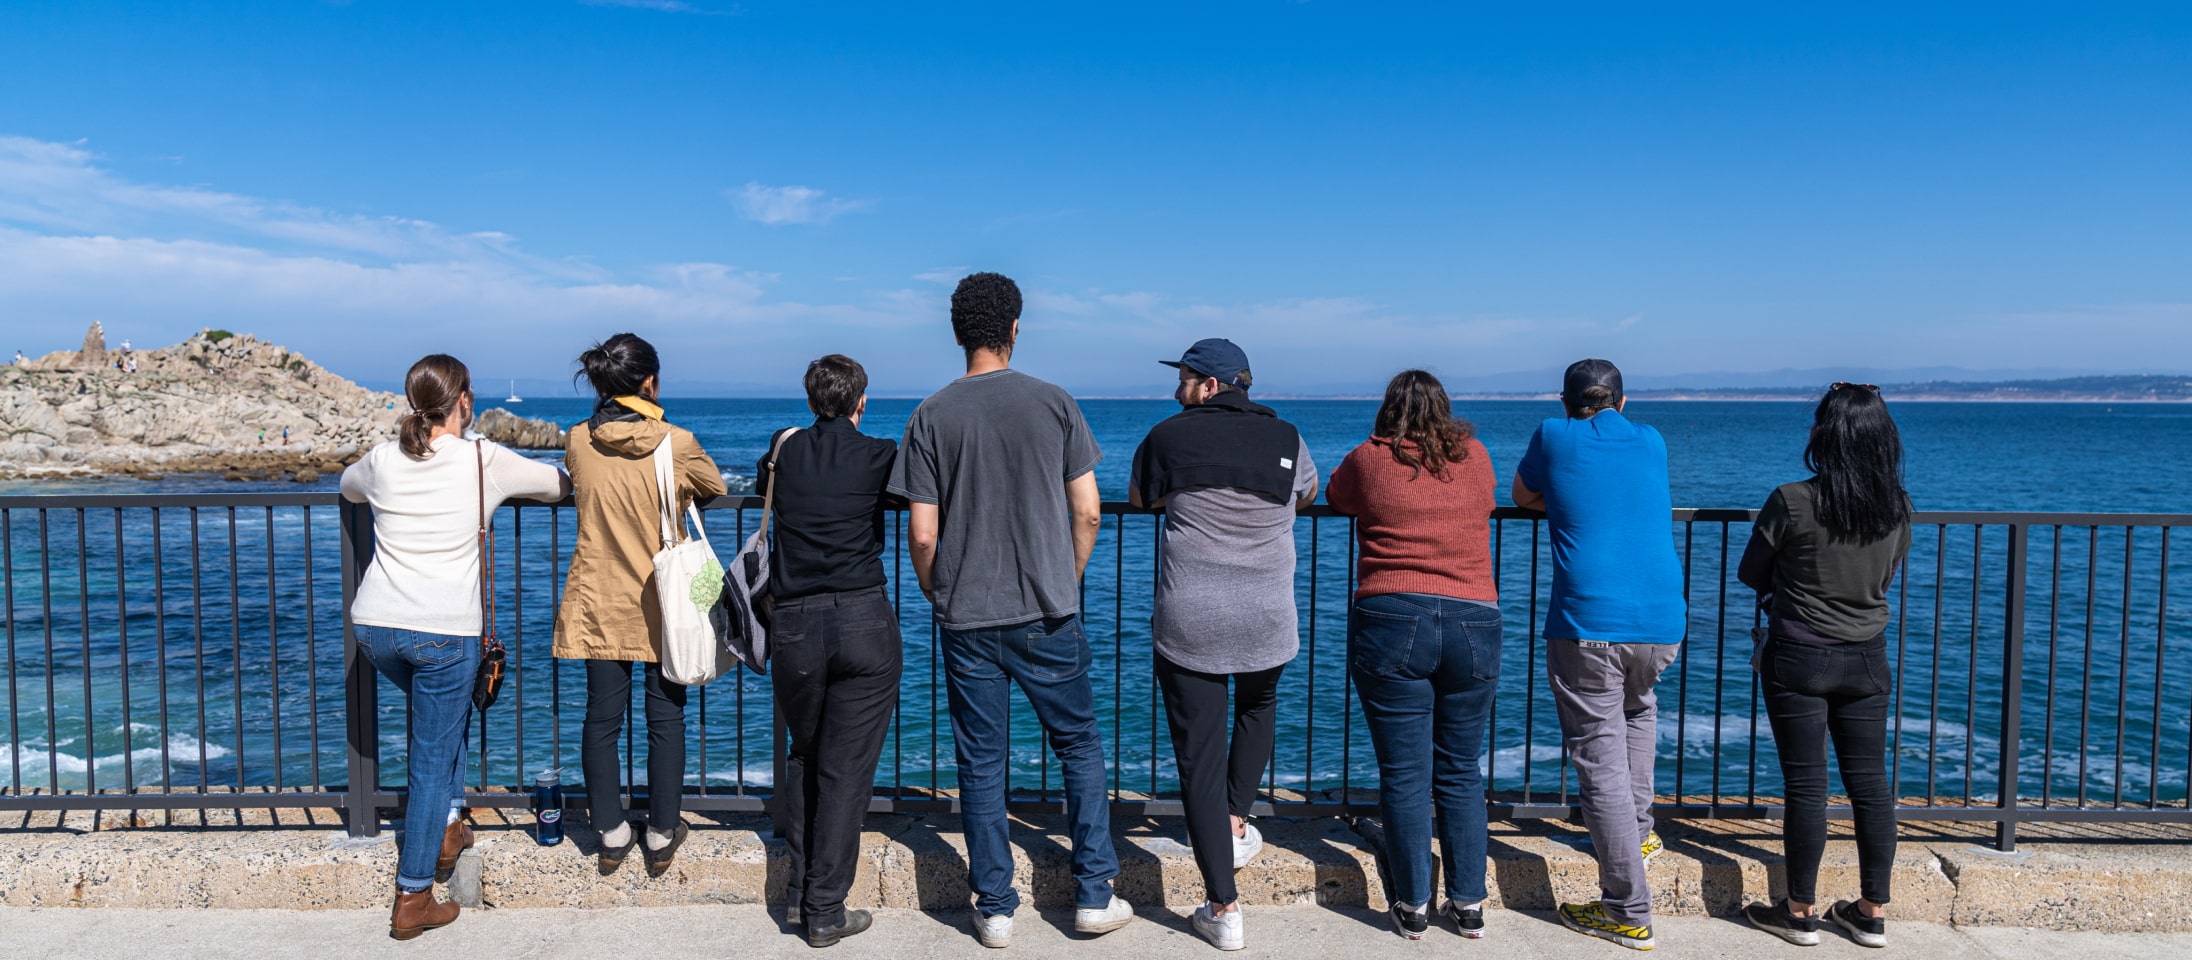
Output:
[1442, 900, 1486, 939]
[806, 909, 872, 948]
[1389, 900, 1429, 940]
[1743, 900, 1821, 946]
[1829, 900, 1887, 948]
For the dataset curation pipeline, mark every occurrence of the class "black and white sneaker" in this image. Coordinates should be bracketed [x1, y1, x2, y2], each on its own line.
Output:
[1829, 900, 1887, 948]
[1388, 900, 1429, 940]
[1743, 900, 1821, 946]
[1442, 900, 1486, 939]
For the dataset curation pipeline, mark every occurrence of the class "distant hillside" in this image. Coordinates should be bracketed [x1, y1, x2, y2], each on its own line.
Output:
[1615, 375, 2192, 402]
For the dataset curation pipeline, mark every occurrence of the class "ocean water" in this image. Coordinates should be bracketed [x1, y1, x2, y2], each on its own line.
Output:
[4, 397, 2190, 808]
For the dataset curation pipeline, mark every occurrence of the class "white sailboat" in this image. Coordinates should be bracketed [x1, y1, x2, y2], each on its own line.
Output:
[505, 379, 523, 404]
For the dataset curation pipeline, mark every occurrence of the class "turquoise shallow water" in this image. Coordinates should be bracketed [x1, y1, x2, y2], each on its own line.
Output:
[4, 397, 2189, 807]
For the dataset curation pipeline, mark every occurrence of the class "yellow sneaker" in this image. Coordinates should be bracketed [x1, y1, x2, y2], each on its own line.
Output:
[1559, 901, 1654, 951]
[1640, 831, 1663, 863]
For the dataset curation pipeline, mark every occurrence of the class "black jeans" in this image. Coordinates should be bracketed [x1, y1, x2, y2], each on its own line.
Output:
[582, 658, 689, 833]
[1758, 634, 1897, 907]
[771, 586, 902, 929]
[1155, 652, 1285, 906]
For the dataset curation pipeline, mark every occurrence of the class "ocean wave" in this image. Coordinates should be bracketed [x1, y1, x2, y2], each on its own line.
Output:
[2, 726, 233, 789]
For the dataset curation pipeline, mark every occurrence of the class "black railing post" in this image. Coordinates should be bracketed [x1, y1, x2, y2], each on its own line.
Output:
[341, 498, 381, 838]
[1997, 522, 2029, 851]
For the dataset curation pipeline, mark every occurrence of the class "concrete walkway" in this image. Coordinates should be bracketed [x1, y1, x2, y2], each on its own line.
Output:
[4, 904, 2185, 959]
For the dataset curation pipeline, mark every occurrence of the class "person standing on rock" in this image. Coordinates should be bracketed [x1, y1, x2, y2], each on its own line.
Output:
[756, 354, 902, 948]
[1326, 370, 1501, 942]
[1511, 359, 1686, 952]
[1128, 338, 1316, 953]
[888, 272, 1133, 948]
[1735, 384, 1910, 950]
[341, 354, 571, 940]
[555, 332, 726, 879]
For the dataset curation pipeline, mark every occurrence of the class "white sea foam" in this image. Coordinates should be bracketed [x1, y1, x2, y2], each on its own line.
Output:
[1, 728, 232, 789]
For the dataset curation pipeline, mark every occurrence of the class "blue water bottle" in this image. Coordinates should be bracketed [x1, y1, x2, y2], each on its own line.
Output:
[533, 769, 565, 846]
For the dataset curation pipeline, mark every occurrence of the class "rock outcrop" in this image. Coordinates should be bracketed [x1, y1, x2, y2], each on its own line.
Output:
[1, 327, 565, 480]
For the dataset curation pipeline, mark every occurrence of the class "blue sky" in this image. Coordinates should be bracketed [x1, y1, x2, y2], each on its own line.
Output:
[1, 2, 2187, 395]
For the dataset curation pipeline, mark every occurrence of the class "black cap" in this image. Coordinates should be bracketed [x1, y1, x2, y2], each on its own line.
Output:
[1160, 338, 1252, 389]
[1562, 358, 1623, 405]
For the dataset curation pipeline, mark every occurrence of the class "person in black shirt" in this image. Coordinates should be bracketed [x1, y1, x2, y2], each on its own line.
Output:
[754, 354, 901, 948]
[1734, 383, 1911, 950]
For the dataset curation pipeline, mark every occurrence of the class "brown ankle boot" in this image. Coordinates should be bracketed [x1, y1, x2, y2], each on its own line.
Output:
[435, 815, 476, 883]
[390, 888, 459, 940]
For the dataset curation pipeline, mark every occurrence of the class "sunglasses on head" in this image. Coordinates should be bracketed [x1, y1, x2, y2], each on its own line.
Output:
[1830, 382, 1880, 393]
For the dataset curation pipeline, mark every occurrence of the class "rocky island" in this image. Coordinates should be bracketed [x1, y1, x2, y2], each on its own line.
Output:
[0, 324, 566, 482]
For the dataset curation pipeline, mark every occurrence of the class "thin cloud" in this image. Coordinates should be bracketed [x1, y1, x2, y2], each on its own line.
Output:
[579, 0, 730, 14]
[730, 182, 870, 225]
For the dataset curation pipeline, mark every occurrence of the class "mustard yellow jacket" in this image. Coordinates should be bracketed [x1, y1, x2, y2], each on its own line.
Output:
[552, 400, 727, 662]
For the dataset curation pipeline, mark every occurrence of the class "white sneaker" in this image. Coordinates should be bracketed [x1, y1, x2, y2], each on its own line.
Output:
[1193, 903, 1246, 951]
[976, 913, 1013, 948]
[1074, 895, 1136, 935]
[1231, 823, 1264, 869]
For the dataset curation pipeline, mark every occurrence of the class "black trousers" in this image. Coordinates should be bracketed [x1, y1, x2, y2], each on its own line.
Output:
[1155, 652, 1285, 905]
[582, 658, 689, 833]
[772, 585, 902, 929]
[1758, 635, 1897, 907]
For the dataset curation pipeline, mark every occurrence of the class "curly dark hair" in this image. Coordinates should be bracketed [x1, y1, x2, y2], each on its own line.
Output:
[1373, 369, 1475, 480]
[950, 272, 1021, 356]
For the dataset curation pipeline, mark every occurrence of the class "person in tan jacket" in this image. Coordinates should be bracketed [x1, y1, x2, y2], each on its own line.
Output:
[554, 333, 727, 877]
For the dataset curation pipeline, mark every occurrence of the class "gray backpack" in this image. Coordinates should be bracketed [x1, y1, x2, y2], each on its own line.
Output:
[715, 427, 798, 675]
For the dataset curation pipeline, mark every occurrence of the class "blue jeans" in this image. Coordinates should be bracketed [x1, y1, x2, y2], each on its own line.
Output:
[942, 615, 1119, 915]
[1350, 593, 1502, 907]
[356, 625, 477, 893]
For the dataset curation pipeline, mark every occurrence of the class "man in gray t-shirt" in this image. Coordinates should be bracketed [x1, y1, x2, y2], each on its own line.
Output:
[1126, 338, 1315, 950]
[888, 368, 1101, 630]
[886, 272, 1130, 946]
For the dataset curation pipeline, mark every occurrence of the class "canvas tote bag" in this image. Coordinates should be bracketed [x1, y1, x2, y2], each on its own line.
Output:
[651, 431, 733, 686]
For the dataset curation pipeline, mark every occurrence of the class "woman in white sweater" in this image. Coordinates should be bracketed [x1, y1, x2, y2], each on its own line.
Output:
[340, 355, 569, 940]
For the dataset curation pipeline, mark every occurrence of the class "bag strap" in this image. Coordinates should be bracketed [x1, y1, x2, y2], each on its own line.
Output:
[476, 440, 498, 644]
[653, 430, 681, 547]
[761, 427, 801, 543]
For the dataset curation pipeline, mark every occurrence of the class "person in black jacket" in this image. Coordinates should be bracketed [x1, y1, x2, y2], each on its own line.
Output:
[755, 354, 901, 948]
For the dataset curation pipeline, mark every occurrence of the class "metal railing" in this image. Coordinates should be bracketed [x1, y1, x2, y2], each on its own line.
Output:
[2, 492, 2187, 851]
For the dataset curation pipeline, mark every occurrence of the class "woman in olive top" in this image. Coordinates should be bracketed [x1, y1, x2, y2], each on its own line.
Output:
[1736, 384, 1912, 950]
[554, 333, 727, 877]
[1326, 370, 1500, 941]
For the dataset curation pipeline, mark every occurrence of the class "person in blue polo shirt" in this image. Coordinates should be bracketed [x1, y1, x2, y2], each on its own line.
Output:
[1511, 358, 1686, 952]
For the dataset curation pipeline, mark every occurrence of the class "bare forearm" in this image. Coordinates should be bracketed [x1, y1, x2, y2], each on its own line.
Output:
[909, 503, 940, 598]
[1066, 472, 1101, 580]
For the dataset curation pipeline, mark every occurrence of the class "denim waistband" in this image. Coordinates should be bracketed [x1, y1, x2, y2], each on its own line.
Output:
[774, 583, 890, 609]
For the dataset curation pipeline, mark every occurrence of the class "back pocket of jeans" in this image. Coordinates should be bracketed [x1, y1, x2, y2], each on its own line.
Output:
[1350, 608, 1417, 679]
[414, 634, 464, 666]
[1013, 618, 1089, 681]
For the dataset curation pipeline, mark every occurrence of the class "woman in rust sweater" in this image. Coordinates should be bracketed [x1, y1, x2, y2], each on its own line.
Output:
[1326, 369, 1500, 941]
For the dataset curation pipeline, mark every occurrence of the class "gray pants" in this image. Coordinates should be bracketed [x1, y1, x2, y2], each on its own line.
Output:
[1547, 639, 1681, 927]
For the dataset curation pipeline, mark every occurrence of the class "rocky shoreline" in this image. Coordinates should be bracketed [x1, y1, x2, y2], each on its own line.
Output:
[1, 325, 567, 482]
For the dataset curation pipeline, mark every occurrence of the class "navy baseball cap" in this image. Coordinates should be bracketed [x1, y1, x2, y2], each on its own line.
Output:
[1160, 338, 1252, 389]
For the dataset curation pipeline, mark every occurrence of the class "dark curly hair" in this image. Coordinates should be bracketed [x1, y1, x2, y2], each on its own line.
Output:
[1373, 369, 1475, 480]
[950, 272, 1021, 357]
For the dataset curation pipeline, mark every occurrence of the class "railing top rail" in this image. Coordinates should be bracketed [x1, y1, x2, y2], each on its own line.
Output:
[2, 492, 2188, 527]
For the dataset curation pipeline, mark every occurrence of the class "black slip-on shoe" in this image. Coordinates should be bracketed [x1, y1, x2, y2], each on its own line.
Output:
[596, 820, 641, 877]
[643, 819, 690, 877]
[806, 909, 873, 948]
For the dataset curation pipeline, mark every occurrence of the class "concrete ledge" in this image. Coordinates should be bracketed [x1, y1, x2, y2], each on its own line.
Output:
[3, 809, 2189, 931]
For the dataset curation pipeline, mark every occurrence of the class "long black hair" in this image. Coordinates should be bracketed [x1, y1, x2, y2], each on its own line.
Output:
[576, 333, 660, 405]
[1804, 384, 1909, 542]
